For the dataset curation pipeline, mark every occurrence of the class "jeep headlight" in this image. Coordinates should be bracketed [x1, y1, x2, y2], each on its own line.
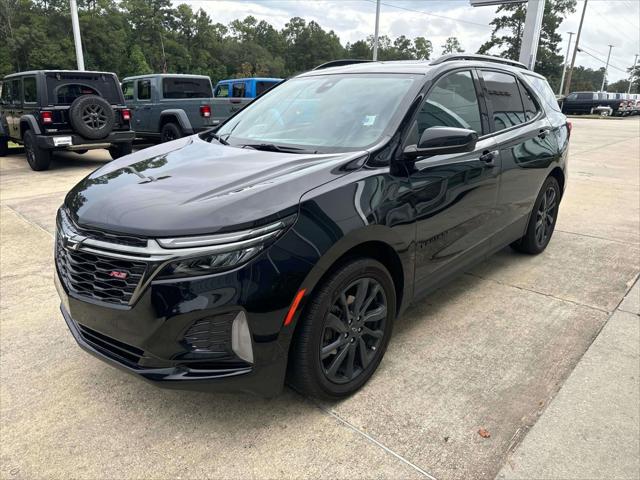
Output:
[156, 215, 295, 279]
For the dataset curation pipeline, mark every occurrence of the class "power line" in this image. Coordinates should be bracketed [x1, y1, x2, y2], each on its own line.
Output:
[578, 47, 628, 73]
[359, 0, 493, 30]
[580, 44, 629, 72]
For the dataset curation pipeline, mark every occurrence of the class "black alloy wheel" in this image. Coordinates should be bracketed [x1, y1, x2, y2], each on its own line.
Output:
[288, 258, 396, 399]
[320, 278, 387, 384]
[81, 104, 108, 130]
[511, 176, 560, 254]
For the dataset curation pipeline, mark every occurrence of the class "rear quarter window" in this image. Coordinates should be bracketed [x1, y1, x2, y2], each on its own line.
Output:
[256, 81, 278, 96]
[523, 74, 562, 113]
[162, 77, 212, 99]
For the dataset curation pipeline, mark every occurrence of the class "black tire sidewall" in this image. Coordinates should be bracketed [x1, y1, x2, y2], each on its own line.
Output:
[292, 259, 396, 399]
[516, 176, 560, 254]
[108, 142, 133, 160]
[0, 137, 8, 156]
[69, 95, 115, 140]
[23, 130, 51, 171]
[161, 123, 182, 143]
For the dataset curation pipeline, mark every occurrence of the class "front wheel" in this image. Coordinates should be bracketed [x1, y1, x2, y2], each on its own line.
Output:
[288, 258, 396, 400]
[0, 136, 8, 156]
[511, 176, 561, 254]
[23, 130, 52, 171]
[108, 142, 133, 160]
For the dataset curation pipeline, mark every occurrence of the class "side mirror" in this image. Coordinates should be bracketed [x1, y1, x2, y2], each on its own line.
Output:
[403, 126, 478, 160]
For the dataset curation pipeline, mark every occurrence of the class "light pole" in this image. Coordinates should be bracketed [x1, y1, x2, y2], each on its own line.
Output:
[69, 0, 85, 70]
[372, 0, 381, 61]
[600, 44, 613, 92]
[564, 0, 588, 96]
[629, 54, 639, 94]
[558, 32, 574, 95]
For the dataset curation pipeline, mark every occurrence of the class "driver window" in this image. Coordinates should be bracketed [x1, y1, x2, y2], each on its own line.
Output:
[408, 71, 482, 145]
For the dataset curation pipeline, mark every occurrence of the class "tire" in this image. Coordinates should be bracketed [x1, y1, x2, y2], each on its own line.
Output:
[288, 258, 396, 400]
[0, 136, 8, 157]
[23, 130, 52, 171]
[69, 95, 115, 140]
[75, 149, 88, 154]
[108, 142, 133, 160]
[160, 122, 182, 143]
[511, 176, 561, 254]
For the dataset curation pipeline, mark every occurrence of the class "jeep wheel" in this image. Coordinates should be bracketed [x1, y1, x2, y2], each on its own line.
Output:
[161, 122, 182, 143]
[0, 137, 8, 157]
[69, 95, 115, 140]
[108, 142, 133, 160]
[23, 130, 52, 171]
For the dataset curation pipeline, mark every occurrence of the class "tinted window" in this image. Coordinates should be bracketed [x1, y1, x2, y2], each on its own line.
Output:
[256, 81, 278, 96]
[482, 71, 525, 131]
[232, 82, 246, 98]
[23, 77, 37, 103]
[137, 80, 151, 100]
[55, 84, 99, 104]
[576, 92, 594, 100]
[44, 73, 121, 105]
[10, 79, 22, 105]
[415, 70, 482, 137]
[162, 77, 211, 99]
[122, 81, 134, 101]
[215, 84, 229, 98]
[518, 80, 539, 121]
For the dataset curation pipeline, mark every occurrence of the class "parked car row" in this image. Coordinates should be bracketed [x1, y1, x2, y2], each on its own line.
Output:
[0, 70, 282, 170]
[561, 91, 640, 116]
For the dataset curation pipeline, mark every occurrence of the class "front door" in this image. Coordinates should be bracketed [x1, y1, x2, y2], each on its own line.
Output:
[405, 69, 500, 297]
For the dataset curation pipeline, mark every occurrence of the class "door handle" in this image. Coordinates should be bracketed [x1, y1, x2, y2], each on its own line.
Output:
[538, 128, 550, 139]
[479, 150, 497, 167]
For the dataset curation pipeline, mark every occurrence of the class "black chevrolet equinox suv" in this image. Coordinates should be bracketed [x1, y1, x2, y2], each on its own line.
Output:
[55, 55, 570, 398]
[0, 70, 134, 170]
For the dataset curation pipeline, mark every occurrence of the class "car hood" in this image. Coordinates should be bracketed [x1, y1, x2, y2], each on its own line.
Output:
[65, 135, 365, 237]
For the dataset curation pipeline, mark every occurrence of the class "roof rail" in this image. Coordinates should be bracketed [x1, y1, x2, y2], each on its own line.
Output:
[313, 59, 373, 70]
[430, 54, 528, 70]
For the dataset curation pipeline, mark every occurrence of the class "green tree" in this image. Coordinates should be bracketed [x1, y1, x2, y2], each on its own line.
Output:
[441, 37, 464, 55]
[413, 37, 433, 60]
[478, 0, 576, 90]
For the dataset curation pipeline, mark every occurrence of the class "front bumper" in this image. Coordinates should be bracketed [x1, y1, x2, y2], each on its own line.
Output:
[37, 130, 135, 150]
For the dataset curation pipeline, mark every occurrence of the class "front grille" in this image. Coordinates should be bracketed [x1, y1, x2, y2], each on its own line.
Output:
[56, 234, 147, 306]
[77, 323, 144, 367]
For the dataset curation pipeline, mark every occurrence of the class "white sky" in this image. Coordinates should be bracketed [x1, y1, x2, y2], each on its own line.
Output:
[179, 0, 640, 82]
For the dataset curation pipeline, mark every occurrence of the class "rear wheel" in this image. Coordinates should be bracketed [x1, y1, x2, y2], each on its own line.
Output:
[511, 176, 560, 254]
[23, 130, 51, 171]
[0, 136, 8, 156]
[108, 142, 133, 160]
[160, 122, 182, 143]
[289, 258, 396, 399]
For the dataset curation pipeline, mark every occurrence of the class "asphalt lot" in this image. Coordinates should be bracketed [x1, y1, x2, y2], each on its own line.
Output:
[1, 118, 639, 479]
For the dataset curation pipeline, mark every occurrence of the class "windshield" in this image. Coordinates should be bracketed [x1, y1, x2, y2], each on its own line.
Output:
[215, 74, 418, 152]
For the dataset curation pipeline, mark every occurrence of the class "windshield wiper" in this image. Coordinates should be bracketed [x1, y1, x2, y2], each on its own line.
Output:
[240, 143, 316, 154]
[209, 133, 229, 145]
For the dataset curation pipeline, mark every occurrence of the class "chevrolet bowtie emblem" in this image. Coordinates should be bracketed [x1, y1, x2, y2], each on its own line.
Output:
[64, 234, 85, 251]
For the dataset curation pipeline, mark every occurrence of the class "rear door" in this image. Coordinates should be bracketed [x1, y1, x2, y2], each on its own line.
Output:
[133, 78, 153, 132]
[7, 78, 22, 138]
[479, 69, 558, 237]
[407, 69, 500, 296]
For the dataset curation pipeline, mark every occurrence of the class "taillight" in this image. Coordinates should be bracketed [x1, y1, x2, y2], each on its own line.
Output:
[200, 105, 211, 118]
[121, 108, 131, 121]
[40, 111, 53, 125]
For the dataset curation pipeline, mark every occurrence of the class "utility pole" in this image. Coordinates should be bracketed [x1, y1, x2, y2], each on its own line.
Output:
[518, 0, 546, 70]
[629, 53, 639, 94]
[563, 0, 587, 96]
[558, 32, 574, 95]
[600, 44, 614, 92]
[372, 0, 381, 61]
[69, 0, 85, 70]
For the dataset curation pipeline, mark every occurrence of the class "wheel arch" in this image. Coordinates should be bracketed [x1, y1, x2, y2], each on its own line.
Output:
[159, 109, 193, 134]
[20, 114, 41, 136]
[549, 166, 565, 198]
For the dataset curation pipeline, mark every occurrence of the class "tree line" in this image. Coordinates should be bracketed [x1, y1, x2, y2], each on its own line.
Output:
[0, 0, 637, 93]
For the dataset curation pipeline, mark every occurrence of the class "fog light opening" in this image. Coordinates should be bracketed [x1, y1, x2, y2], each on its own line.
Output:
[231, 311, 253, 364]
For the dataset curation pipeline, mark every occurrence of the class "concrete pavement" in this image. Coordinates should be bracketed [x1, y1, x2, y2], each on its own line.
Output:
[1, 118, 639, 479]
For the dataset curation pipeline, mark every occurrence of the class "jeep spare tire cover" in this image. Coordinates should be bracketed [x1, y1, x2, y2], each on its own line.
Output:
[69, 95, 115, 140]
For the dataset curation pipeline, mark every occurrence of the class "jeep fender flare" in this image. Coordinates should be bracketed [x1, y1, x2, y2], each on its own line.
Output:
[159, 110, 193, 135]
[20, 114, 42, 135]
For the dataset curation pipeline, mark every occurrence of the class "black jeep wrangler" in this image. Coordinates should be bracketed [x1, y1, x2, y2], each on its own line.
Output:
[0, 70, 135, 171]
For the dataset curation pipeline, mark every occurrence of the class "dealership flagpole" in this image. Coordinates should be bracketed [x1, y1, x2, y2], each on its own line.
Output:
[372, 0, 381, 61]
[69, 0, 85, 70]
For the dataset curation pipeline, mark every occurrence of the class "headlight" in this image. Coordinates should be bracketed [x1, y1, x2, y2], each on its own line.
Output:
[155, 215, 295, 279]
